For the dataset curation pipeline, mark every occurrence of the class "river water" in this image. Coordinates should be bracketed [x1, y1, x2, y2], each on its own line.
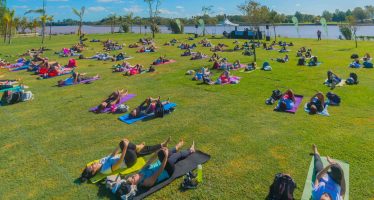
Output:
[39, 25, 374, 39]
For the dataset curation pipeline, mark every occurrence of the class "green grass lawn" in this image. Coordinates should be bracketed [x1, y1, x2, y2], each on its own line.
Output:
[0, 33, 373, 199]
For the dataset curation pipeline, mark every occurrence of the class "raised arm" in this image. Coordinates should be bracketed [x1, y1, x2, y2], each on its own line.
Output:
[111, 139, 129, 172]
[142, 148, 168, 187]
[314, 164, 332, 187]
[110, 146, 119, 157]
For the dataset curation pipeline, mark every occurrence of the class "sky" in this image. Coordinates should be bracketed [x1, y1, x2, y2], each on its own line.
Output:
[8, 0, 374, 21]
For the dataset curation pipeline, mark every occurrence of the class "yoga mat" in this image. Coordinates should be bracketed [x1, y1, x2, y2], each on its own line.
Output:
[230, 64, 247, 71]
[87, 157, 146, 184]
[304, 103, 330, 116]
[39, 70, 73, 80]
[59, 77, 100, 87]
[301, 156, 349, 200]
[274, 95, 303, 114]
[133, 151, 210, 200]
[0, 86, 21, 93]
[239, 68, 256, 73]
[153, 60, 176, 66]
[10, 64, 29, 72]
[89, 94, 136, 113]
[118, 103, 176, 124]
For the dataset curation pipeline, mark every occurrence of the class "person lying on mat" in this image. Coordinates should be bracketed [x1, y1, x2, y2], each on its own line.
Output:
[311, 144, 346, 200]
[121, 140, 195, 196]
[129, 96, 170, 118]
[306, 92, 326, 115]
[191, 52, 206, 60]
[275, 55, 289, 63]
[276, 89, 296, 111]
[153, 56, 170, 65]
[232, 60, 242, 69]
[326, 71, 342, 86]
[123, 64, 144, 76]
[57, 72, 99, 86]
[79, 137, 171, 183]
[245, 62, 257, 71]
[96, 89, 128, 113]
[218, 70, 231, 84]
[181, 49, 192, 56]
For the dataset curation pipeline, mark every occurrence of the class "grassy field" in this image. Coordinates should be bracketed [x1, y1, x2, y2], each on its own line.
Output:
[0, 33, 373, 200]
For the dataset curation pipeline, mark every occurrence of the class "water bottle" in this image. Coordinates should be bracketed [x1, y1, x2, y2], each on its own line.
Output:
[196, 164, 203, 183]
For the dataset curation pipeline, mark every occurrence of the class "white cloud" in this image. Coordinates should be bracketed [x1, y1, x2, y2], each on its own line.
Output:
[87, 6, 107, 12]
[13, 5, 28, 9]
[123, 5, 143, 13]
[159, 9, 177, 15]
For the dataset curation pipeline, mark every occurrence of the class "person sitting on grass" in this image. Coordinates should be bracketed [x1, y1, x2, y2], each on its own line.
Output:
[298, 56, 306, 66]
[276, 89, 296, 111]
[279, 46, 288, 53]
[362, 53, 371, 61]
[217, 70, 231, 84]
[233, 45, 241, 51]
[305, 51, 312, 58]
[308, 56, 319, 66]
[349, 58, 361, 68]
[306, 92, 326, 114]
[363, 58, 373, 68]
[326, 70, 342, 88]
[79, 137, 170, 183]
[153, 56, 170, 65]
[191, 52, 206, 60]
[209, 53, 220, 62]
[181, 49, 192, 57]
[95, 89, 129, 113]
[311, 144, 346, 200]
[117, 140, 195, 198]
[129, 97, 171, 118]
[245, 62, 257, 71]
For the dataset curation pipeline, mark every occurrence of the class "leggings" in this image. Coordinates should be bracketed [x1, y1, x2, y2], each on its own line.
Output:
[313, 154, 344, 186]
[158, 148, 192, 176]
[124, 143, 161, 167]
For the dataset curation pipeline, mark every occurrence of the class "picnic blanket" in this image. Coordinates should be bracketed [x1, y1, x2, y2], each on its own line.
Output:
[89, 94, 136, 113]
[118, 102, 176, 124]
[301, 156, 349, 200]
[87, 157, 146, 184]
[274, 95, 303, 114]
[133, 151, 210, 200]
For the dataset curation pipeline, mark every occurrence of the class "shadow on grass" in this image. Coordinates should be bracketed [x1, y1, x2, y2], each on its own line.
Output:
[336, 48, 354, 51]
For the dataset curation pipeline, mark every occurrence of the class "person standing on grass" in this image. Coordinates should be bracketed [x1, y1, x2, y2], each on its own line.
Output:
[317, 30, 322, 40]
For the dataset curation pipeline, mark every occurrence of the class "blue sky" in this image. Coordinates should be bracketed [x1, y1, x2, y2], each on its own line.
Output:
[8, 0, 374, 21]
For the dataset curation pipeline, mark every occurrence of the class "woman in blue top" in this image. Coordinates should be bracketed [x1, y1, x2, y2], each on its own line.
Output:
[121, 140, 195, 195]
[311, 144, 346, 200]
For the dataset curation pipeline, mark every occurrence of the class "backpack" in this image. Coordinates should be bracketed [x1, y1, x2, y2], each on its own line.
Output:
[266, 173, 296, 200]
[154, 101, 165, 118]
[350, 54, 359, 59]
[346, 73, 358, 85]
[326, 92, 341, 106]
[1, 91, 22, 105]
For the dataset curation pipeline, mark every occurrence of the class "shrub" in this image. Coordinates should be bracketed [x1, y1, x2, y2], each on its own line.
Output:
[121, 23, 130, 33]
[339, 25, 352, 40]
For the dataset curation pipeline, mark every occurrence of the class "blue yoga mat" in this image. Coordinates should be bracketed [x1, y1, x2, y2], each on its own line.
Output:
[118, 103, 176, 124]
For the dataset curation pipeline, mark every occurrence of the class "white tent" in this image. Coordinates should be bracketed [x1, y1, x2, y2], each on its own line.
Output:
[223, 18, 239, 27]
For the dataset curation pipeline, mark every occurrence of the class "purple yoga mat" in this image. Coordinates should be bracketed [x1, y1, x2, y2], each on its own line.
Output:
[59, 77, 100, 87]
[274, 95, 304, 114]
[90, 94, 136, 113]
[153, 60, 176, 66]
[220, 76, 241, 85]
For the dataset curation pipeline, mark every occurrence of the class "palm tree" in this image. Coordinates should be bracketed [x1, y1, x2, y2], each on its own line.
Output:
[39, 15, 47, 43]
[125, 12, 134, 33]
[3, 10, 10, 43]
[72, 6, 85, 36]
[7, 9, 14, 44]
[47, 15, 53, 39]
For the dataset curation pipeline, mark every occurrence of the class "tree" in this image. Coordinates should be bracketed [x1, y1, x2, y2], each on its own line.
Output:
[25, 0, 46, 43]
[47, 15, 53, 39]
[72, 6, 85, 36]
[124, 12, 134, 33]
[201, 5, 213, 36]
[322, 10, 333, 22]
[7, 9, 14, 44]
[352, 7, 368, 22]
[332, 9, 346, 22]
[268, 10, 284, 41]
[31, 18, 39, 36]
[294, 11, 303, 22]
[347, 15, 358, 48]
[2, 9, 10, 43]
[13, 16, 20, 33]
[238, 1, 270, 29]
[144, 0, 162, 38]
[19, 17, 28, 34]
[365, 5, 374, 19]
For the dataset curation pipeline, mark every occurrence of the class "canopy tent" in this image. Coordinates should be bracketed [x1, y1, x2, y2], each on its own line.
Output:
[218, 18, 239, 27]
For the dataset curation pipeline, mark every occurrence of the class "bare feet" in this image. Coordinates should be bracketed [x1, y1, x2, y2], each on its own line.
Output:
[327, 156, 336, 164]
[175, 139, 184, 151]
[161, 136, 171, 147]
[136, 142, 145, 153]
[190, 141, 195, 153]
[312, 144, 319, 155]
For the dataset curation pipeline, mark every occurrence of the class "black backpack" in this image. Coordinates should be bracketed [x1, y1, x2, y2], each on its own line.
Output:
[346, 73, 358, 85]
[154, 101, 165, 118]
[266, 173, 296, 200]
[326, 92, 341, 105]
[1, 91, 22, 105]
